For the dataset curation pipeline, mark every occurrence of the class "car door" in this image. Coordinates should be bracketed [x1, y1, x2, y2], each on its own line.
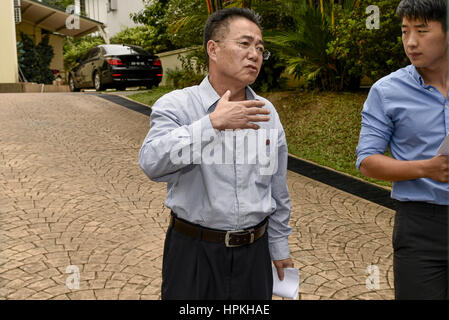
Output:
[86, 47, 102, 87]
[72, 52, 88, 87]
[79, 48, 97, 86]
[71, 62, 84, 88]
[76, 51, 91, 87]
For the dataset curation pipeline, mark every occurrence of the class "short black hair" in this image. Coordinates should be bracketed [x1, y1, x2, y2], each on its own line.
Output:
[203, 7, 262, 63]
[396, 0, 447, 31]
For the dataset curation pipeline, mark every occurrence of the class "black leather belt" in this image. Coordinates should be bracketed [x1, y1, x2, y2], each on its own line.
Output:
[169, 212, 267, 248]
[395, 201, 448, 214]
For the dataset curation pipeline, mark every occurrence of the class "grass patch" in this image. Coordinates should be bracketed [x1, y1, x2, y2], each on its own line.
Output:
[128, 86, 174, 106]
[128, 86, 392, 188]
[264, 90, 391, 188]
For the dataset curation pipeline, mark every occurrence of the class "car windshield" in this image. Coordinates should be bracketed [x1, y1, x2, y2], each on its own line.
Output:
[104, 45, 148, 55]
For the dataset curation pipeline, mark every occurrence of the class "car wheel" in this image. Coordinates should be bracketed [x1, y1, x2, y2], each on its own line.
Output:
[94, 71, 105, 91]
[69, 76, 80, 92]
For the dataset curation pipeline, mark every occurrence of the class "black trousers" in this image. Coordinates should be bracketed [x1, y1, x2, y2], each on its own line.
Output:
[393, 201, 448, 300]
[161, 221, 273, 300]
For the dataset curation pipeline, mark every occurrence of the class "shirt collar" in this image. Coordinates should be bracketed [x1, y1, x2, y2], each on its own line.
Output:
[407, 64, 425, 86]
[198, 75, 258, 113]
[246, 85, 257, 100]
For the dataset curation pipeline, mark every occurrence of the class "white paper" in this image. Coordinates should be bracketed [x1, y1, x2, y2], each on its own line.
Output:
[272, 265, 300, 300]
[437, 133, 449, 155]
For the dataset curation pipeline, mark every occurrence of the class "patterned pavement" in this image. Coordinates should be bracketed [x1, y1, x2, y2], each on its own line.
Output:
[0, 92, 394, 300]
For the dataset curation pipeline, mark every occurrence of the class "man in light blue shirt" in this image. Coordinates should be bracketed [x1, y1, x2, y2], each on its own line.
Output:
[139, 8, 293, 299]
[356, 0, 448, 299]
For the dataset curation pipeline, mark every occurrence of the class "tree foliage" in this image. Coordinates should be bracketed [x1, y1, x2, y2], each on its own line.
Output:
[132, 0, 209, 51]
[61, 0, 408, 92]
[63, 36, 105, 71]
[263, 0, 408, 91]
[164, 0, 208, 48]
[40, 0, 74, 11]
[264, 0, 342, 90]
[328, 0, 408, 84]
[110, 26, 163, 54]
[131, 0, 177, 52]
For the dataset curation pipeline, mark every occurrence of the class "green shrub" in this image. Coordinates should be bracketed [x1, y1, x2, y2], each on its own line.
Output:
[166, 47, 207, 88]
[110, 26, 168, 55]
[262, 0, 409, 91]
[166, 67, 205, 89]
[264, 0, 347, 91]
[63, 36, 105, 71]
[17, 32, 54, 84]
[251, 50, 286, 92]
[327, 0, 408, 84]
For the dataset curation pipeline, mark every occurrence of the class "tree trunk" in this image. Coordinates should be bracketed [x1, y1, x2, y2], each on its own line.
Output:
[214, 0, 222, 10]
[206, 0, 223, 14]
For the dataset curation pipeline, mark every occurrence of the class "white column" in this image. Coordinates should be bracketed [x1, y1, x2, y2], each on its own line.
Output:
[0, 0, 19, 83]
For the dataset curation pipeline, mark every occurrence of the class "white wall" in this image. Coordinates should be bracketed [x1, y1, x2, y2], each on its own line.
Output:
[106, 0, 144, 37]
[83, 0, 108, 24]
[157, 47, 204, 87]
[83, 0, 145, 38]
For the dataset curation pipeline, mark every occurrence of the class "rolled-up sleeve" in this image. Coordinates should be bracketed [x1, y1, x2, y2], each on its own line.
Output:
[268, 112, 292, 261]
[356, 84, 393, 170]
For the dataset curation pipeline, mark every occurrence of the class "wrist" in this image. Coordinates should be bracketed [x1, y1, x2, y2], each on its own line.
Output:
[416, 159, 430, 179]
[209, 113, 223, 131]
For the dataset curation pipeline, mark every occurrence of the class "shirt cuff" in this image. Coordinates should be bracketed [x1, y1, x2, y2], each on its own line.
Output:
[356, 153, 371, 170]
[200, 113, 215, 131]
[190, 114, 219, 144]
[269, 238, 290, 261]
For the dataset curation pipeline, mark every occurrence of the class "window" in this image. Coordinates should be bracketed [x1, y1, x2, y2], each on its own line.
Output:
[108, 0, 117, 12]
[104, 45, 149, 56]
[85, 47, 100, 61]
[80, 0, 86, 15]
[14, 0, 21, 24]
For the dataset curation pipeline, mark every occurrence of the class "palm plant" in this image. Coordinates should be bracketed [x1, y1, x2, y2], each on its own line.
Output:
[205, 0, 253, 13]
[263, 0, 334, 90]
[167, 0, 256, 47]
[206, 0, 221, 13]
[263, 0, 360, 91]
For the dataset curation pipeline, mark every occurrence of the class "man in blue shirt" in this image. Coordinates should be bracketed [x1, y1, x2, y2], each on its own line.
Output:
[356, 0, 448, 299]
[139, 8, 293, 299]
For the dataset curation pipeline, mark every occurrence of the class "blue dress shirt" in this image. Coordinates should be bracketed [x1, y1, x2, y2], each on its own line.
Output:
[356, 65, 449, 205]
[139, 76, 292, 260]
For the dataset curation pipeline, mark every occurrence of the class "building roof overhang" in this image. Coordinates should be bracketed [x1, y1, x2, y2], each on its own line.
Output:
[20, 0, 104, 38]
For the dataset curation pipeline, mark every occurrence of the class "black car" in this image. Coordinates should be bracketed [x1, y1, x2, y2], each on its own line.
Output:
[68, 44, 163, 92]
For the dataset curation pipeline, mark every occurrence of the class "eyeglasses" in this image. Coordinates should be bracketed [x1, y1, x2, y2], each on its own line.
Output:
[214, 39, 271, 61]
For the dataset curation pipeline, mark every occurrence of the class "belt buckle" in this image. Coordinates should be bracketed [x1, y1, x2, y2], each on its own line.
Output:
[225, 229, 255, 247]
[225, 229, 245, 247]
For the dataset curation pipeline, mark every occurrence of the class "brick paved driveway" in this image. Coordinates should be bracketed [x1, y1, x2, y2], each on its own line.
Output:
[0, 93, 394, 300]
